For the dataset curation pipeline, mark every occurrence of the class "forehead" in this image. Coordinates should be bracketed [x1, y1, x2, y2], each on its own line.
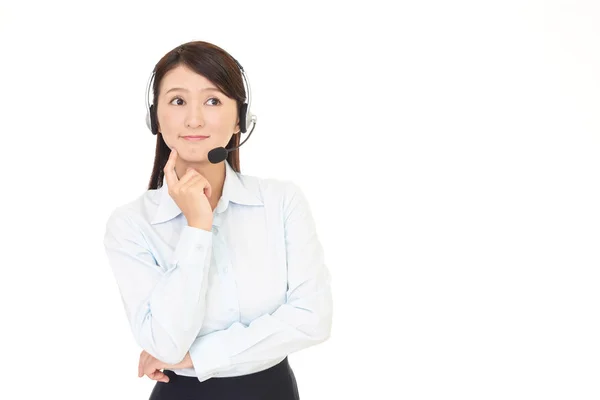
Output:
[159, 65, 218, 93]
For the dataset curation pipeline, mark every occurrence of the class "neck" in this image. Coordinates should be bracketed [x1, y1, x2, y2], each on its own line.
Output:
[174, 159, 226, 210]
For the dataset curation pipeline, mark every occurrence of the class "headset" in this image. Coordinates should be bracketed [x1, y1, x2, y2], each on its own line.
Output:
[144, 57, 257, 137]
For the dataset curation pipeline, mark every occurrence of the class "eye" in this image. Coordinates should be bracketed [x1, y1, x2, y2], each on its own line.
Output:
[206, 98, 221, 106]
[169, 97, 185, 106]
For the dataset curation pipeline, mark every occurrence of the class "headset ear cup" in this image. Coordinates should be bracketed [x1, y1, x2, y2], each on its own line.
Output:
[149, 105, 158, 135]
[146, 110, 152, 132]
[239, 103, 248, 133]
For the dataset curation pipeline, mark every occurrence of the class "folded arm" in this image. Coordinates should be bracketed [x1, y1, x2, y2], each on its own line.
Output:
[104, 210, 213, 365]
[188, 182, 333, 381]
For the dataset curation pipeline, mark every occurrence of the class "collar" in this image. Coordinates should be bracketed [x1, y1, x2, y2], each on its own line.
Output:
[150, 160, 263, 225]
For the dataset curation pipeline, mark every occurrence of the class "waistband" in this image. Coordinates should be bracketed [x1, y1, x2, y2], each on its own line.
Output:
[163, 357, 290, 385]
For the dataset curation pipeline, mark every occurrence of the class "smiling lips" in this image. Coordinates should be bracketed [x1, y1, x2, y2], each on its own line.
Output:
[182, 135, 209, 141]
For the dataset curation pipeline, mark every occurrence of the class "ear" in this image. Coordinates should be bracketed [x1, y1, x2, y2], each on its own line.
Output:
[234, 119, 240, 134]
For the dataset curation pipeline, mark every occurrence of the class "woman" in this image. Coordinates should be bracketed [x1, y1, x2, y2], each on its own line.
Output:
[103, 40, 333, 399]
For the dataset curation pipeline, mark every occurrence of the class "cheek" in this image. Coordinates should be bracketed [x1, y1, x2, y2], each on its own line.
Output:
[157, 110, 180, 133]
[206, 110, 236, 130]
[220, 107, 240, 129]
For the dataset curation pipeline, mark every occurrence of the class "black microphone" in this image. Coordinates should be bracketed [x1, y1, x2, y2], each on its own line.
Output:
[207, 147, 229, 164]
[207, 122, 256, 164]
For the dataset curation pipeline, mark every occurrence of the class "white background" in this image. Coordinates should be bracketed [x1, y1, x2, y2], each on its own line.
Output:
[1, 1, 599, 399]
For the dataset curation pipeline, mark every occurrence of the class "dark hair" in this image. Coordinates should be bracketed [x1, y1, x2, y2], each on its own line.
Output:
[146, 41, 246, 190]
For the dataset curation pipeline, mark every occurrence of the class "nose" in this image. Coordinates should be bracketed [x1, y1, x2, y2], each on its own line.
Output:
[185, 104, 205, 128]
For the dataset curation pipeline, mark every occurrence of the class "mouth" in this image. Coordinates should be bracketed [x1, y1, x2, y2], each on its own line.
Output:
[182, 135, 210, 141]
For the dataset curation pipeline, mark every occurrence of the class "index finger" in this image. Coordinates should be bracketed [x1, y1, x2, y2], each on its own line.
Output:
[163, 149, 179, 186]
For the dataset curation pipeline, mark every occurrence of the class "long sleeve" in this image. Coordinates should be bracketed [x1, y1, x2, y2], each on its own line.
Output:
[188, 183, 333, 382]
[103, 209, 213, 365]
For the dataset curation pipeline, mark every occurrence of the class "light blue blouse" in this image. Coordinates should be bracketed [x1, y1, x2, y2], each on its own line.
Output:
[103, 160, 332, 382]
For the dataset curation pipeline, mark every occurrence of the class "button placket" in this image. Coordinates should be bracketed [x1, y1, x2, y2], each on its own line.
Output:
[212, 230, 239, 316]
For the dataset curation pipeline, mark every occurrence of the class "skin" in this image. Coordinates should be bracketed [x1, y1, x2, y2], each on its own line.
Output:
[163, 149, 214, 231]
[138, 350, 193, 383]
[156, 64, 241, 211]
[139, 64, 241, 382]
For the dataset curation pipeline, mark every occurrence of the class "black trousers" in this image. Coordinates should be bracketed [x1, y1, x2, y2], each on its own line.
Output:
[148, 357, 300, 400]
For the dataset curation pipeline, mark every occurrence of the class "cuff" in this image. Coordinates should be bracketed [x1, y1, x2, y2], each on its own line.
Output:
[189, 330, 233, 382]
[170, 225, 213, 268]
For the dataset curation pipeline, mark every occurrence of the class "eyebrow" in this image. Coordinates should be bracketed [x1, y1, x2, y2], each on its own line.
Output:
[164, 87, 221, 94]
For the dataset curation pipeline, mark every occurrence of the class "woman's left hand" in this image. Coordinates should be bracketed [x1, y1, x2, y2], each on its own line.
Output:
[138, 350, 170, 382]
[138, 350, 193, 382]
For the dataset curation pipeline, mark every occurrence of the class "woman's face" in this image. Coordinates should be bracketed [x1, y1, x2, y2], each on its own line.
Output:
[156, 64, 239, 162]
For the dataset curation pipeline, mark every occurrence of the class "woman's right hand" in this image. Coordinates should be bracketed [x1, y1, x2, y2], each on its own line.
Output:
[163, 149, 213, 231]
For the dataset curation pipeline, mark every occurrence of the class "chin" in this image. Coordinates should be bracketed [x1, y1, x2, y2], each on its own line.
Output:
[176, 146, 209, 160]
